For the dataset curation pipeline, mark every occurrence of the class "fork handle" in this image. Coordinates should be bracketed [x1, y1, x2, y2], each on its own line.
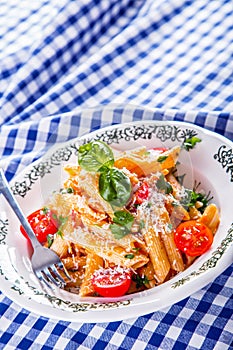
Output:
[0, 169, 41, 248]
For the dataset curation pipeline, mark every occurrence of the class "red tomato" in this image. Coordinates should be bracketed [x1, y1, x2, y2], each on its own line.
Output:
[174, 220, 213, 257]
[134, 181, 149, 205]
[92, 267, 132, 297]
[152, 147, 168, 153]
[20, 208, 58, 243]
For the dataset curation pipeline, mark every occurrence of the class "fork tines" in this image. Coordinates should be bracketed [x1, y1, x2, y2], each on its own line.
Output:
[36, 262, 71, 289]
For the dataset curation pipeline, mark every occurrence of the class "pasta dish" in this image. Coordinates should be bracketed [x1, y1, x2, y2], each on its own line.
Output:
[20, 140, 220, 298]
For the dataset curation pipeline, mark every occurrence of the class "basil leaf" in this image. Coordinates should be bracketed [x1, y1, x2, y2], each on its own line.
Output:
[156, 174, 173, 194]
[110, 210, 134, 239]
[99, 167, 131, 207]
[113, 210, 134, 230]
[78, 140, 114, 172]
[139, 220, 145, 230]
[110, 223, 130, 239]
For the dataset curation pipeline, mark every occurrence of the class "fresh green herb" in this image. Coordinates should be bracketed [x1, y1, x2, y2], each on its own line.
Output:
[58, 216, 68, 227]
[47, 234, 54, 248]
[180, 187, 213, 213]
[132, 274, 150, 289]
[146, 202, 152, 208]
[66, 187, 74, 194]
[57, 230, 64, 238]
[78, 140, 114, 172]
[157, 155, 168, 163]
[124, 254, 135, 259]
[52, 214, 68, 237]
[110, 224, 130, 239]
[132, 247, 141, 253]
[182, 136, 201, 151]
[112, 210, 134, 228]
[42, 207, 49, 214]
[171, 200, 179, 207]
[156, 174, 173, 194]
[143, 151, 151, 156]
[78, 141, 132, 208]
[167, 223, 173, 231]
[99, 167, 131, 207]
[58, 215, 68, 225]
[110, 210, 134, 239]
[139, 220, 145, 230]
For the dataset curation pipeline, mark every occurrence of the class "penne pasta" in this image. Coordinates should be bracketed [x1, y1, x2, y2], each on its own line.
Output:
[157, 207, 185, 272]
[67, 226, 149, 270]
[50, 234, 70, 259]
[142, 225, 170, 283]
[79, 252, 104, 297]
[114, 146, 180, 177]
[198, 203, 220, 234]
[40, 140, 220, 297]
[72, 168, 114, 218]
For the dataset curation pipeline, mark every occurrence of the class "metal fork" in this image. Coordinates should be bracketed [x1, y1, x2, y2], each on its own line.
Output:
[0, 168, 71, 289]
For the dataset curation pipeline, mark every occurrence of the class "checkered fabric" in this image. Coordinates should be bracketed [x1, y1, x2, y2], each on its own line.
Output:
[0, 0, 232, 349]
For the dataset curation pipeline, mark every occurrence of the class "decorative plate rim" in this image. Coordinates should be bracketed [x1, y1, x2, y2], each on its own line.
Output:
[0, 118, 233, 322]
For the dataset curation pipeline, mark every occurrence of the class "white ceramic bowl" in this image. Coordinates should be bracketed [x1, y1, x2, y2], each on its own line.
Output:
[0, 113, 232, 323]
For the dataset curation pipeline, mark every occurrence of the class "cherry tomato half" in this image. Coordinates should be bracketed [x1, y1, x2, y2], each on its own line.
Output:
[174, 220, 213, 257]
[20, 208, 58, 243]
[152, 147, 168, 153]
[134, 181, 149, 205]
[92, 267, 132, 297]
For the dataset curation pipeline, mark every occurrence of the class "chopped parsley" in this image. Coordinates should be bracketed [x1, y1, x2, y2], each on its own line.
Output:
[167, 223, 173, 231]
[66, 187, 74, 194]
[157, 155, 168, 163]
[47, 234, 54, 248]
[132, 247, 141, 253]
[182, 136, 201, 151]
[52, 214, 68, 238]
[41, 207, 49, 214]
[180, 186, 213, 213]
[132, 274, 150, 289]
[124, 254, 135, 259]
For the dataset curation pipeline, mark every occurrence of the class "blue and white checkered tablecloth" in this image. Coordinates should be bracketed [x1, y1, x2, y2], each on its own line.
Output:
[0, 0, 232, 349]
